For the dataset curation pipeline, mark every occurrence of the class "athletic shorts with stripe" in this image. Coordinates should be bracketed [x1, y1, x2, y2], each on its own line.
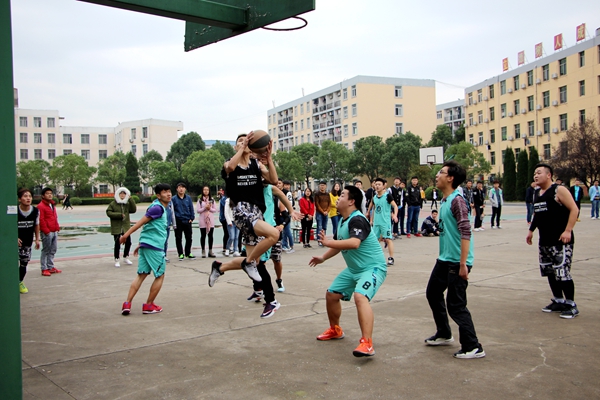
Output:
[137, 247, 166, 278]
[539, 244, 573, 281]
[328, 267, 387, 301]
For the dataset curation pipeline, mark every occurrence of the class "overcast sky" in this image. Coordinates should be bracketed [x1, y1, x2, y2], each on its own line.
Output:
[11, 0, 600, 141]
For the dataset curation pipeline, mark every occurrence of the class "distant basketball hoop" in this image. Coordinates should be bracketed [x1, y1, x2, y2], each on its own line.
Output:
[261, 16, 308, 31]
[420, 147, 444, 169]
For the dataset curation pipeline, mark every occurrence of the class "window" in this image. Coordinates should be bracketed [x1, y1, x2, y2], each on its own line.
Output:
[478, 110, 483, 123]
[559, 86, 567, 103]
[490, 129, 496, 143]
[527, 70, 533, 86]
[63, 149, 72, 155]
[579, 80, 585, 96]
[81, 150, 90, 160]
[342, 88, 347, 100]
[294, 122, 297, 131]
[343, 106, 348, 119]
[543, 91, 550, 107]
[300, 104, 304, 115]
[490, 151, 496, 166]
[34, 117, 41, 128]
[500, 80, 506, 95]
[99, 150, 108, 159]
[19, 116, 27, 127]
[515, 148, 521, 158]
[542, 64, 549, 81]
[20, 149, 28, 160]
[502, 150, 506, 163]
[527, 95, 534, 112]
[352, 122, 357, 135]
[579, 51, 585, 67]
[351, 104, 357, 117]
[468, 113, 473, 125]
[63, 134, 72, 144]
[48, 149, 55, 160]
[47, 117, 55, 128]
[559, 114, 567, 131]
[268, 115, 271, 125]
[343, 125, 348, 137]
[469, 134, 474, 144]
[294, 106, 297, 116]
[477, 89, 482, 102]
[514, 99, 520, 115]
[528, 121, 535, 136]
[34, 132, 42, 143]
[143, 144, 148, 155]
[478, 132, 484, 145]
[351, 85, 356, 97]
[580, 109, 586, 125]
[468, 92, 473, 105]
[99, 134, 107, 144]
[307, 117, 310, 127]
[543, 117, 550, 134]
[543, 144, 551, 160]
[489, 107, 495, 121]
[559, 58, 567, 75]
[489, 84, 495, 99]
[131, 128, 136, 140]
[500, 103, 506, 118]
[142, 127, 148, 138]
[395, 86, 402, 98]
[436, 111, 442, 119]
[99, 185, 109, 194]
[300, 119, 304, 130]
[514, 76, 520, 91]
[501, 126, 507, 141]
[34, 149, 42, 160]
[515, 124, 521, 139]
[19, 132, 27, 143]
[81, 134, 90, 144]
[48, 133, 55, 143]
[395, 123, 403, 135]
[132, 145, 137, 156]
[395, 104, 403, 117]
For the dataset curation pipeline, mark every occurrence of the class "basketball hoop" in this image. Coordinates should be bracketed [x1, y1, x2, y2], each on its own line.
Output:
[427, 161, 434, 170]
[261, 16, 308, 31]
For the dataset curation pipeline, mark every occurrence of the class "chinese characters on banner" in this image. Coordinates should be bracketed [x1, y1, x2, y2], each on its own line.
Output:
[554, 33, 563, 50]
[502, 57, 509, 72]
[518, 51, 525, 66]
[535, 43, 543, 58]
[576, 23, 586, 41]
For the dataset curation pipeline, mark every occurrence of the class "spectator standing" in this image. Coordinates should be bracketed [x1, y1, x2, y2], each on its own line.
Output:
[17, 188, 40, 294]
[525, 182, 536, 224]
[218, 189, 230, 255]
[314, 181, 331, 247]
[354, 180, 368, 215]
[197, 185, 217, 258]
[569, 179, 583, 222]
[472, 181, 486, 232]
[224, 196, 240, 256]
[38, 187, 62, 276]
[329, 182, 342, 240]
[299, 188, 315, 247]
[406, 177, 422, 237]
[172, 183, 196, 260]
[589, 180, 600, 219]
[489, 180, 503, 229]
[106, 187, 137, 267]
[431, 188, 439, 210]
[388, 178, 406, 238]
[281, 180, 295, 253]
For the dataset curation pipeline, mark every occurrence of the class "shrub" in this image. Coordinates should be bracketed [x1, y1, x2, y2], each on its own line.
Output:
[80, 198, 114, 205]
[70, 197, 82, 206]
[151, 194, 157, 201]
[424, 187, 434, 200]
[131, 195, 140, 204]
[53, 197, 59, 204]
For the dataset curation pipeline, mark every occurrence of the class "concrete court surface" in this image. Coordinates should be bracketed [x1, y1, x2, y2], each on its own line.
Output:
[20, 206, 600, 399]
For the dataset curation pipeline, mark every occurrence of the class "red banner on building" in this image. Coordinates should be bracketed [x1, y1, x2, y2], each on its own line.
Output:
[554, 33, 563, 50]
[94, 193, 115, 198]
[502, 58, 509, 72]
[535, 42, 543, 58]
[518, 51, 525, 65]
[576, 23, 586, 41]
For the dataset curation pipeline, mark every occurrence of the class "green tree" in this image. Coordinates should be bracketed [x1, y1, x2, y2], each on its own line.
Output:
[503, 147, 517, 201]
[528, 146, 540, 182]
[426, 124, 455, 152]
[166, 131, 206, 171]
[273, 150, 304, 184]
[138, 150, 163, 185]
[211, 140, 235, 161]
[124, 152, 141, 194]
[291, 143, 319, 187]
[314, 140, 353, 184]
[408, 165, 436, 189]
[516, 150, 529, 201]
[350, 136, 386, 182]
[454, 124, 465, 143]
[381, 132, 422, 180]
[49, 154, 96, 194]
[181, 149, 224, 189]
[551, 119, 600, 186]
[96, 151, 127, 192]
[149, 161, 179, 187]
[16, 160, 51, 191]
[444, 141, 491, 178]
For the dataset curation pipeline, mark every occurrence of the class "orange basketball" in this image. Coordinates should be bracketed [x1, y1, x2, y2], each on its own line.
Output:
[248, 130, 271, 153]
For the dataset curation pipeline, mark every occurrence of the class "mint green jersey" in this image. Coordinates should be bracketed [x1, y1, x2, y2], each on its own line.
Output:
[372, 192, 394, 227]
[262, 185, 276, 227]
[438, 189, 474, 265]
[337, 210, 387, 274]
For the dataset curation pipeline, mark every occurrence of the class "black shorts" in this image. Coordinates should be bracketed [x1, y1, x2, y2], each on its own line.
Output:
[539, 244, 573, 281]
[19, 245, 32, 268]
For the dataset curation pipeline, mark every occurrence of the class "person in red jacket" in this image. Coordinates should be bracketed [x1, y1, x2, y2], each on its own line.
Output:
[299, 188, 315, 248]
[37, 187, 62, 276]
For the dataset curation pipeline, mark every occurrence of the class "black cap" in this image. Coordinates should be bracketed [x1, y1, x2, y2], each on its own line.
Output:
[177, 182, 186, 188]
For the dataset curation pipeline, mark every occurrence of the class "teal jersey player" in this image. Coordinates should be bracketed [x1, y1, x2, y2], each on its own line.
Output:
[367, 178, 398, 266]
[438, 189, 474, 266]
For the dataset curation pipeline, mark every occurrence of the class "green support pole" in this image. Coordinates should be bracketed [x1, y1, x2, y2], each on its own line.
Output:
[0, 0, 23, 398]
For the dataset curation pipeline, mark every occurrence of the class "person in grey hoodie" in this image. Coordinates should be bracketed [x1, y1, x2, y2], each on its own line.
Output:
[106, 187, 137, 267]
[489, 180, 504, 229]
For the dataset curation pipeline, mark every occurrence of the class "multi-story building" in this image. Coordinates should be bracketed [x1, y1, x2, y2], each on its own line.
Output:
[436, 99, 465, 136]
[267, 75, 437, 152]
[14, 107, 183, 193]
[465, 31, 600, 178]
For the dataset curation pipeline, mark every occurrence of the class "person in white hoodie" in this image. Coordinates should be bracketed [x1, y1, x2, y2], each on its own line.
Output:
[489, 180, 504, 229]
[106, 187, 137, 267]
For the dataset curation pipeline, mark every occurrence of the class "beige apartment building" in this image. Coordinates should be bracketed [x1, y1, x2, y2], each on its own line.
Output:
[464, 32, 600, 178]
[436, 99, 465, 136]
[14, 107, 183, 193]
[267, 75, 437, 152]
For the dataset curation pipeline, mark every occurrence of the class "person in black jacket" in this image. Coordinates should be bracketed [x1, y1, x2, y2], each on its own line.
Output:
[406, 177, 422, 237]
[472, 181, 485, 231]
[569, 179, 583, 222]
[388, 177, 406, 237]
[525, 182, 536, 224]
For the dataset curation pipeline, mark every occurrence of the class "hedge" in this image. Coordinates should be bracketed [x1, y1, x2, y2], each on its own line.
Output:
[131, 195, 140, 204]
[70, 197, 82, 206]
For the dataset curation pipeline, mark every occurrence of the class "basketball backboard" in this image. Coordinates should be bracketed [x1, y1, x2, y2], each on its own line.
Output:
[419, 146, 444, 166]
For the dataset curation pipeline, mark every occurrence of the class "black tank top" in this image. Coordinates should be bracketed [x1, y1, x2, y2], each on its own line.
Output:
[18, 206, 39, 247]
[221, 158, 266, 213]
[533, 184, 574, 246]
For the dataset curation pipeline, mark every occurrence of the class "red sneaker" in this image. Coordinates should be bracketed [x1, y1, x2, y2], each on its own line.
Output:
[415, 233, 423, 237]
[353, 337, 375, 357]
[49, 267, 62, 274]
[142, 303, 163, 314]
[406, 233, 411, 238]
[122, 301, 131, 315]
[41, 270, 51, 276]
[317, 325, 345, 341]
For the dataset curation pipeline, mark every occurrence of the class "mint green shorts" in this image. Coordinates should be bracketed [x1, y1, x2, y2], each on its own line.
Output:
[137, 247, 166, 278]
[328, 267, 387, 301]
[372, 224, 393, 240]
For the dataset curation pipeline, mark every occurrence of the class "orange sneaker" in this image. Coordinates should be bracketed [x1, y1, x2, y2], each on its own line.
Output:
[353, 337, 375, 357]
[316, 325, 345, 341]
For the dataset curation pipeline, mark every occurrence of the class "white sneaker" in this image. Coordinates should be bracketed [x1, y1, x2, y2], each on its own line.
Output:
[224, 250, 230, 257]
[473, 228, 481, 232]
[233, 251, 241, 257]
[491, 226, 497, 229]
[124, 258, 133, 265]
[286, 248, 295, 254]
[479, 227, 485, 231]
[114, 259, 121, 268]
[241, 259, 262, 282]
[497, 226, 502, 229]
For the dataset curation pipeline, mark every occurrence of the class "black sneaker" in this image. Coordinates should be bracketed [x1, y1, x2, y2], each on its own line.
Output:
[276, 279, 285, 293]
[260, 300, 281, 318]
[453, 344, 486, 359]
[208, 261, 223, 287]
[559, 304, 580, 319]
[541, 299, 567, 313]
[387, 257, 394, 265]
[424, 335, 454, 346]
[247, 291, 264, 303]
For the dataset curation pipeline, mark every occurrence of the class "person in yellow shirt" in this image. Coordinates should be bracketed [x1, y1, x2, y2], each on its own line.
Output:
[329, 182, 342, 239]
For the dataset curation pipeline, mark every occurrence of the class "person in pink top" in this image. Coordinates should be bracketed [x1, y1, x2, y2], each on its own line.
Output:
[197, 185, 217, 258]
